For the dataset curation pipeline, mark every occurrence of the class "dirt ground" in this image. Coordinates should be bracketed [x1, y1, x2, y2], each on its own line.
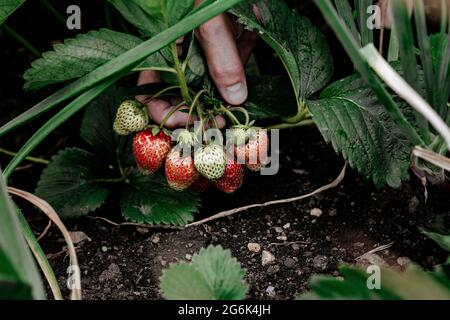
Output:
[1, 0, 449, 301]
[31, 128, 449, 300]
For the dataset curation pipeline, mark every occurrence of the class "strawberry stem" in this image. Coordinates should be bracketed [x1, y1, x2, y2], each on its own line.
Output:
[149, 85, 181, 101]
[159, 101, 186, 128]
[229, 107, 250, 127]
[266, 119, 315, 130]
[220, 105, 240, 125]
[186, 89, 207, 130]
[171, 43, 192, 103]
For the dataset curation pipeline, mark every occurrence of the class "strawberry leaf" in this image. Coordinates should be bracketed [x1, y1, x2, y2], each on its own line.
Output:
[35, 148, 113, 218]
[245, 75, 298, 119]
[308, 72, 416, 188]
[303, 263, 450, 300]
[160, 245, 248, 300]
[23, 28, 168, 91]
[0, 0, 25, 25]
[120, 170, 200, 225]
[230, 0, 333, 100]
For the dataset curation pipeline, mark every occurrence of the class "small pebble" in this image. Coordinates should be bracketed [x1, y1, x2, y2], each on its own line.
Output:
[247, 243, 261, 253]
[310, 208, 323, 217]
[266, 286, 276, 297]
[274, 227, 283, 233]
[185, 254, 192, 261]
[262, 250, 276, 266]
[283, 223, 291, 229]
[313, 255, 329, 271]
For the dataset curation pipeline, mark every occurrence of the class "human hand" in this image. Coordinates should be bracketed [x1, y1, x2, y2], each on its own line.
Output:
[136, 0, 258, 129]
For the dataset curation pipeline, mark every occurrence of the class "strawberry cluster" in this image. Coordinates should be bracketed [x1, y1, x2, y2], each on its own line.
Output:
[113, 100, 269, 194]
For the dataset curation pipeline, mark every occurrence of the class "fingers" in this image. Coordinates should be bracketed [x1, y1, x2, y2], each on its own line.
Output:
[136, 73, 225, 129]
[195, 1, 247, 105]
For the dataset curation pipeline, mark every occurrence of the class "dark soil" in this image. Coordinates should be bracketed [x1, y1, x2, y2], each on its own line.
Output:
[31, 128, 450, 300]
[1, 0, 449, 301]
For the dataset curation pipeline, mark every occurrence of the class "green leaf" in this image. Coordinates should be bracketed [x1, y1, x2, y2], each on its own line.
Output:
[184, 34, 207, 84]
[80, 86, 133, 167]
[108, 0, 158, 36]
[230, 0, 333, 99]
[120, 170, 200, 226]
[245, 75, 298, 119]
[421, 229, 450, 252]
[0, 0, 25, 25]
[308, 72, 414, 188]
[303, 263, 450, 300]
[131, 0, 196, 30]
[35, 148, 113, 219]
[161, 245, 247, 300]
[23, 28, 168, 91]
[0, 170, 45, 299]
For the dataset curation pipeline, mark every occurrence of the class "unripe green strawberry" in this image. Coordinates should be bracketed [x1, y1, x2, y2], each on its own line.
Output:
[165, 147, 199, 192]
[114, 100, 149, 135]
[194, 144, 226, 180]
[229, 126, 248, 146]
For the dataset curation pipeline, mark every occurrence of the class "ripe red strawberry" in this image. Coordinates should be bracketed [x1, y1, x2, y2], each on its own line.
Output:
[133, 130, 172, 175]
[214, 158, 244, 193]
[165, 147, 199, 191]
[235, 128, 269, 171]
[190, 176, 210, 193]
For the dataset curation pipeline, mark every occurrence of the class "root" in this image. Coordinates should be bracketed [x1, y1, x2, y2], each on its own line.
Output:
[186, 163, 348, 228]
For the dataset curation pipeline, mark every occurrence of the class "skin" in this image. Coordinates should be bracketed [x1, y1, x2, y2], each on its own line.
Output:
[137, 0, 258, 129]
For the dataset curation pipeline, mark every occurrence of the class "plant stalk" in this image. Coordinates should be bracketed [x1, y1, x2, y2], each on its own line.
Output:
[3, 24, 41, 58]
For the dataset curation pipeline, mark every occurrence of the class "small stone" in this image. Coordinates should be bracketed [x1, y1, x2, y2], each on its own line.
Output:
[313, 255, 329, 271]
[274, 227, 283, 233]
[267, 265, 280, 275]
[151, 234, 160, 244]
[325, 236, 331, 241]
[262, 250, 276, 266]
[353, 242, 365, 248]
[283, 223, 291, 229]
[310, 208, 323, 217]
[284, 257, 296, 268]
[101, 246, 108, 253]
[397, 256, 411, 266]
[247, 243, 261, 253]
[185, 254, 192, 261]
[276, 235, 287, 241]
[266, 286, 276, 297]
[292, 244, 300, 251]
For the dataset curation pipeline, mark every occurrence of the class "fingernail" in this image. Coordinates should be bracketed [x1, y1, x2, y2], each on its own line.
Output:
[224, 82, 247, 105]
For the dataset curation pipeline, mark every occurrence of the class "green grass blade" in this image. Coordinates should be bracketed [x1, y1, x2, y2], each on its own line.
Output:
[391, 0, 429, 141]
[354, 0, 373, 46]
[0, 0, 244, 137]
[413, 0, 434, 107]
[15, 206, 62, 300]
[391, 0, 419, 89]
[315, 0, 424, 147]
[387, 26, 400, 62]
[334, 0, 360, 45]
[3, 77, 118, 179]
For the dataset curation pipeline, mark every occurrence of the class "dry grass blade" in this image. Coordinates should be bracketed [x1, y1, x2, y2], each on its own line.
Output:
[186, 163, 347, 227]
[7, 187, 82, 300]
[413, 146, 450, 172]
